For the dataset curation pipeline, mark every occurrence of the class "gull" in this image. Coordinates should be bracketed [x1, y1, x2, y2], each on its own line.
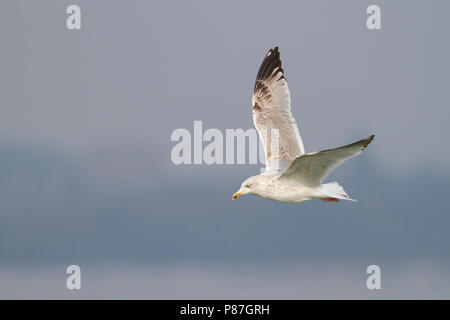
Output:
[232, 47, 374, 203]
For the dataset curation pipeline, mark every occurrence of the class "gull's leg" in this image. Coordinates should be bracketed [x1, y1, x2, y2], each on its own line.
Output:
[320, 197, 340, 202]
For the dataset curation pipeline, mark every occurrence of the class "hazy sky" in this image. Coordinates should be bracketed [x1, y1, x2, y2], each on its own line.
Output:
[1, 0, 450, 299]
[2, 0, 450, 175]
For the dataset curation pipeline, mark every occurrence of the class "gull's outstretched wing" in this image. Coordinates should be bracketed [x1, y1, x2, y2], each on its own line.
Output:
[252, 47, 305, 173]
[277, 135, 374, 187]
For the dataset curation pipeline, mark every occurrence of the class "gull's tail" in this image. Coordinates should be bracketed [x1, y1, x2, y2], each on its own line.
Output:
[319, 182, 356, 202]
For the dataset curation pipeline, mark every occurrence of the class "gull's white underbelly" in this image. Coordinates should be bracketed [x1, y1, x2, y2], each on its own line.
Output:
[258, 181, 320, 203]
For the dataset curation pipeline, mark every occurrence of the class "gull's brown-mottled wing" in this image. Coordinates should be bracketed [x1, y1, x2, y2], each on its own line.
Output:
[252, 47, 305, 173]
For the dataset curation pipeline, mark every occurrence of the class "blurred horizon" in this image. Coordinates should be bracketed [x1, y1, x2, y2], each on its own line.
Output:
[1, 138, 449, 264]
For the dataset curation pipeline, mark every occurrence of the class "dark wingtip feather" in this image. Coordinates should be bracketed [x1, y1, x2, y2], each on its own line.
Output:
[336, 134, 375, 152]
[362, 135, 375, 149]
[255, 46, 285, 86]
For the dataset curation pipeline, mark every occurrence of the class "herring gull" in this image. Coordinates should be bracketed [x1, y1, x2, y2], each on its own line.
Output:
[232, 47, 374, 203]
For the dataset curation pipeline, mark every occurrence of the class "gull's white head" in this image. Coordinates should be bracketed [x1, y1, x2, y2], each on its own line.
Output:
[232, 176, 261, 200]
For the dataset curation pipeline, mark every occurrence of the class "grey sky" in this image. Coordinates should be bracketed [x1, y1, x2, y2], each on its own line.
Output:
[2, 1, 450, 175]
[1, 0, 450, 299]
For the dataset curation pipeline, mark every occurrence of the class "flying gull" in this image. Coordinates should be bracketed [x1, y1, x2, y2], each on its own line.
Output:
[232, 47, 374, 203]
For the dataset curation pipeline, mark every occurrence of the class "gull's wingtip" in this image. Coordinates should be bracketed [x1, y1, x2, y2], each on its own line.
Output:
[361, 134, 375, 150]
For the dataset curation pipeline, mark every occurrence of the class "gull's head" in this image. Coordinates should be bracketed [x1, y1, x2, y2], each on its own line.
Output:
[232, 176, 259, 200]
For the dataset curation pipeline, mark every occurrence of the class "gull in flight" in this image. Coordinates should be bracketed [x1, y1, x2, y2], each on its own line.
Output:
[232, 47, 374, 203]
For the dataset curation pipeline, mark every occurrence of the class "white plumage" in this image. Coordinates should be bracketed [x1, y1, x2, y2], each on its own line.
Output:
[232, 47, 374, 203]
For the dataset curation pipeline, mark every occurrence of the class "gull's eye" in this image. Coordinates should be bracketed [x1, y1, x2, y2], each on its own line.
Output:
[245, 184, 252, 188]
